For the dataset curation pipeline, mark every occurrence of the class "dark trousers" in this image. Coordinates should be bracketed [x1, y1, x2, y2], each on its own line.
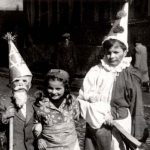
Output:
[85, 124, 112, 150]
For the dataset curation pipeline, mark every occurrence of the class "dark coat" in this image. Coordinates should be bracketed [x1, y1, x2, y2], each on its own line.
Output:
[0, 96, 36, 150]
[85, 65, 148, 150]
[111, 66, 148, 141]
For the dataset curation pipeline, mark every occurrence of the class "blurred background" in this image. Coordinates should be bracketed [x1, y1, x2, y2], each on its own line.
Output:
[0, 0, 149, 77]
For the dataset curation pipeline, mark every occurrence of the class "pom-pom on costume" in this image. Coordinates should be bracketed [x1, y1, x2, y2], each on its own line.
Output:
[77, 2, 148, 150]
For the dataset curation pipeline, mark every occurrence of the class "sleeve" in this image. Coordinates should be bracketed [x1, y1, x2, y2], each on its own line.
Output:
[77, 67, 99, 101]
[0, 99, 9, 125]
[33, 91, 45, 124]
[33, 105, 42, 124]
[32, 105, 43, 139]
[71, 95, 80, 120]
[77, 67, 97, 119]
[77, 67, 110, 129]
[127, 68, 148, 141]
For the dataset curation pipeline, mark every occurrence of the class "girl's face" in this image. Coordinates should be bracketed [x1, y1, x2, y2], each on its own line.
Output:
[47, 79, 65, 100]
[105, 41, 127, 67]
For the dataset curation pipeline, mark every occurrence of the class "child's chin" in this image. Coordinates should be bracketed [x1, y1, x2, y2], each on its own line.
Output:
[109, 61, 120, 67]
[16, 104, 24, 109]
[51, 97, 60, 100]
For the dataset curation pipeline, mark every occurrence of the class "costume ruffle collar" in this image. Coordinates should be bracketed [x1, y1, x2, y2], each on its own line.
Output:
[101, 57, 132, 73]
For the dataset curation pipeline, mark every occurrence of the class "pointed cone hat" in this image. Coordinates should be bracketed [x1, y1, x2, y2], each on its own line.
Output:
[102, 2, 129, 50]
[4, 33, 32, 83]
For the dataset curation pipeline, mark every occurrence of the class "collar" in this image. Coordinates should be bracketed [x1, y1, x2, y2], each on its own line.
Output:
[39, 97, 67, 111]
[101, 57, 132, 73]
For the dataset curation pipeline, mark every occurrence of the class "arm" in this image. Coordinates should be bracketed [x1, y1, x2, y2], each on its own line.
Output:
[32, 106, 42, 138]
[128, 68, 148, 142]
[77, 66, 111, 129]
[77, 67, 97, 119]
[0, 100, 15, 125]
[0, 105, 8, 125]
[32, 105, 47, 150]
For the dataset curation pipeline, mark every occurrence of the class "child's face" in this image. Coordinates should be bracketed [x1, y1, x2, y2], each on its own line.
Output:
[12, 76, 31, 91]
[105, 41, 127, 67]
[47, 80, 65, 100]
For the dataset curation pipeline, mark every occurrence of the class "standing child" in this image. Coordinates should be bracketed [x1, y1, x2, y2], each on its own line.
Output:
[77, 2, 148, 150]
[0, 33, 35, 150]
[33, 69, 80, 150]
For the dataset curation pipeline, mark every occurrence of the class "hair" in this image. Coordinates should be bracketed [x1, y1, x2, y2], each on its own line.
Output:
[44, 74, 73, 107]
[102, 39, 127, 53]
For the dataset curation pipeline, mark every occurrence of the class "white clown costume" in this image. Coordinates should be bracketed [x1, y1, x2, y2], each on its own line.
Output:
[77, 2, 148, 150]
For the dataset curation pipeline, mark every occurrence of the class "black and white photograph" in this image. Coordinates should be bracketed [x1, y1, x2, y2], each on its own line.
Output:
[0, 0, 150, 150]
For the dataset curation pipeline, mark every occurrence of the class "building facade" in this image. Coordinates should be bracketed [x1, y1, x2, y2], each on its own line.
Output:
[0, 0, 150, 76]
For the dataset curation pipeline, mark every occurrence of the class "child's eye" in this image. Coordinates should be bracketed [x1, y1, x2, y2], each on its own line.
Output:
[47, 87, 53, 90]
[14, 79, 19, 82]
[114, 51, 119, 54]
[23, 80, 27, 82]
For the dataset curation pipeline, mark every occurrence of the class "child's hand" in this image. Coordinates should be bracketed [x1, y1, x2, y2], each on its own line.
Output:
[3, 106, 15, 119]
[89, 93, 99, 103]
[33, 123, 42, 137]
[38, 139, 47, 150]
[89, 96, 97, 103]
[104, 112, 113, 126]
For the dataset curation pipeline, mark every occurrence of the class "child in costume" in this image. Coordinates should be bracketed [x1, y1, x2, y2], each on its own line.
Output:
[77, 2, 148, 150]
[33, 69, 80, 150]
[0, 33, 36, 150]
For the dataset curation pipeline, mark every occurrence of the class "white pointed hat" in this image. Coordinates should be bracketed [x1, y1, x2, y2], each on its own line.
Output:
[102, 2, 129, 49]
[4, 33, 32, 83]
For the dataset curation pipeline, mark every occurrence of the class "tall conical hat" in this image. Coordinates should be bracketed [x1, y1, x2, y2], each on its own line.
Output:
[4, 33, 32, 83]
[102, 2, 129, 50]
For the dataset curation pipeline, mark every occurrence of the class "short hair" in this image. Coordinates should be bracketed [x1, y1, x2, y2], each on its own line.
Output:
[102, 39, 127, 52]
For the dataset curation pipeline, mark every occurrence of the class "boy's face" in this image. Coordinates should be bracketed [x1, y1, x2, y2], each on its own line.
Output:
[12, 76, 31, 91]
[47, 79, 65, 101]
[105, 41, 127, 67]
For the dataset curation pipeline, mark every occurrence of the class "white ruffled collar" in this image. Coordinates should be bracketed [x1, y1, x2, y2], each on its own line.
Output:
[101, 57, 132, 73]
